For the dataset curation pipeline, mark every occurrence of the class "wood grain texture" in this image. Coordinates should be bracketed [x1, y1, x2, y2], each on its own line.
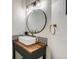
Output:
[14, 40, 46, 53]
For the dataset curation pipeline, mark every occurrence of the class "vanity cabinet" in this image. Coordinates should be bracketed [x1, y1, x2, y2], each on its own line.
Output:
[13, 37, 47, 59]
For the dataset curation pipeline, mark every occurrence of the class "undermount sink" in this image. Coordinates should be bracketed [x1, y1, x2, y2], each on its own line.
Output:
[18, 36, 36, 45]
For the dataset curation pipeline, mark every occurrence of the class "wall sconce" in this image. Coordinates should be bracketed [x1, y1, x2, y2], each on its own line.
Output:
[26, 0, 40, 9]
[50, 24, 57, 35]
[32, 1, 36, 6]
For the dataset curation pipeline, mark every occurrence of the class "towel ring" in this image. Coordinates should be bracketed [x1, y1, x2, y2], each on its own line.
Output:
[50, 24, 57, 35]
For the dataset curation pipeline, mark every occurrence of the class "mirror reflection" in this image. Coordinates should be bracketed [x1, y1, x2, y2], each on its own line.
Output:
[26, 9, 47, 35]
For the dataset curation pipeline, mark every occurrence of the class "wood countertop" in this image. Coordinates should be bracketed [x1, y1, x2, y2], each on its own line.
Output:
[14, 40, 46, 53]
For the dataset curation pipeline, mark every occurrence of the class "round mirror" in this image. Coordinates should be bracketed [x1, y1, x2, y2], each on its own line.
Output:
[26, 9, 47, 35]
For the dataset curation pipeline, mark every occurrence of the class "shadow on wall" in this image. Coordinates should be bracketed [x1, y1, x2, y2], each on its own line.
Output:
[47, 46, 54, 59]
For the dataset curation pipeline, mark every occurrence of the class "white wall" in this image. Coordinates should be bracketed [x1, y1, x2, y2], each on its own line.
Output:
[12, 0, 67, 59]
[50, 0, 67, 59]
[12, 0, 26, 35]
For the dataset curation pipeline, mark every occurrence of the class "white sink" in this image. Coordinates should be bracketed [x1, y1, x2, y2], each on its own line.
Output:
[18, 36, 36, 45]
